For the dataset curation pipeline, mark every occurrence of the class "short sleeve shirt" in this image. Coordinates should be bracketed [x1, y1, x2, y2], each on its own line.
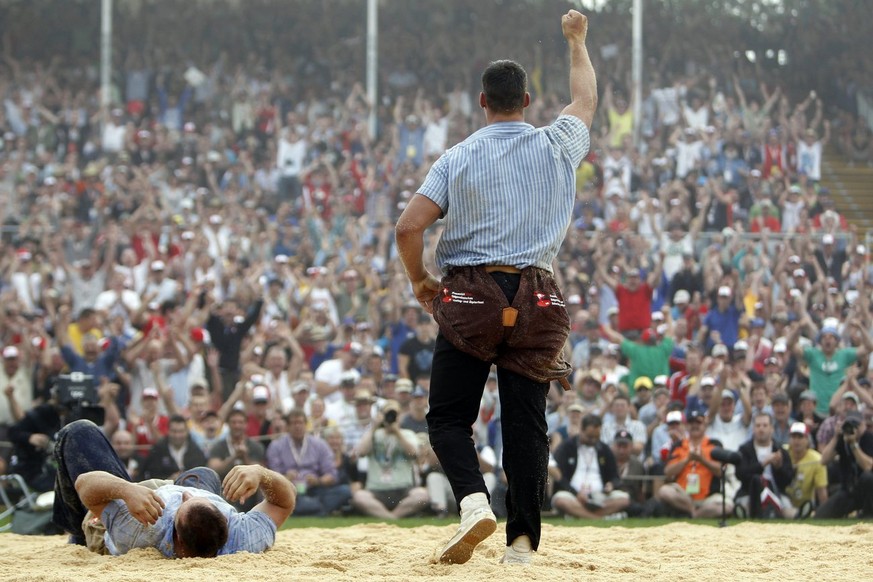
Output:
[418, 115, 590, 273]
[101, 484, 277, 557]
[803, 346, 858, 415]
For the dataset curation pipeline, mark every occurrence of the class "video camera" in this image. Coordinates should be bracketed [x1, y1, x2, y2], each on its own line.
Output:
[55, 373, 105, 426]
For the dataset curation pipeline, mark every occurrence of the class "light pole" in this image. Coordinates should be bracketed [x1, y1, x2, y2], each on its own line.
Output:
[100, 0, 113, 111]
[366, 0, 378, 140]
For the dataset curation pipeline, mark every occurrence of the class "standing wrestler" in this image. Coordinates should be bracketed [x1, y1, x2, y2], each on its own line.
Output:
[395, 10, 596, 566]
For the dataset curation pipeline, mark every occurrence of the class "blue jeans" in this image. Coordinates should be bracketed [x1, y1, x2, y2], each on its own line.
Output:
[52, 420, 221, 543]
[292, 483, 352, 516]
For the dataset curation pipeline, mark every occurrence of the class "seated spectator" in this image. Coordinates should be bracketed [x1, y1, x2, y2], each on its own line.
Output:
[551, 414, 630, 519]
[400, 384, 429, 434]
[266, 409, 351, 516]
[785, 422, 828, 517]
[208, 409, 267, 511]
[612, 429, 648, 508]
[706, 384, 753, 452]
[140, 414, 208, 481]
[817, 390, 864, 454]
[735, 413, 796, 518]
[351, 400, 429, 519]
[314, 342, 363, 403]
[770, 391, 793, 445]
[601, 394, 648, 457]
[656, 410, 732, 518]
[792, 389, 825, 449]
[342, 388, 376, 453]
[110, 429, 140, 480]
[323, 426, 362, 493]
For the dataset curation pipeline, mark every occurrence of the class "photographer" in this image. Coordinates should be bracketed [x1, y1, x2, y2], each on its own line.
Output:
[815, 411, 873, 518]
[351, 400, 429, 519]
[8, 375, 119, 492]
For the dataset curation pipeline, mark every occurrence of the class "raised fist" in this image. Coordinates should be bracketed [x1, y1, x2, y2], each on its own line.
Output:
[562, 10, 589, 43]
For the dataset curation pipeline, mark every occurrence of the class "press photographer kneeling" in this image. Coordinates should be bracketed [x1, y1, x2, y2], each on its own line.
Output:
[8, 374, 118, 492]
[815, 411, 873, 518]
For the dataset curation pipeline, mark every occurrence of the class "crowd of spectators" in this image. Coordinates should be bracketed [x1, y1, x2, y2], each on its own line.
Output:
[1, 0, 873, 523]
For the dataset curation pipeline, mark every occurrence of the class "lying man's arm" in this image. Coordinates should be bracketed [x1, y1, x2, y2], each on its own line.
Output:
[222, 464, 296, 527]
[75, 471, 166, 526]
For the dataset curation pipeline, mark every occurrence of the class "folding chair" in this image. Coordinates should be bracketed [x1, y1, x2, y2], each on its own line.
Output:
[0, 473, 42, 532]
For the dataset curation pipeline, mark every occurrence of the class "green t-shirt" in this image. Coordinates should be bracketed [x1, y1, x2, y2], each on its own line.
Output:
[365, 428, 418, 491]
[621, 337, 674, 397]
[803, 346, 858, 415]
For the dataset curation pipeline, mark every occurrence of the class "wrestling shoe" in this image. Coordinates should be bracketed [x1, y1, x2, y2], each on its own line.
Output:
[500, 534, 532, 565]
[435, 492, 496, 564]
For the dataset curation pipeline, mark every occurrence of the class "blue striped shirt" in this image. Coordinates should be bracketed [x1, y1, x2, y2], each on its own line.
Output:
[418, 115, 590, 273]
[102, 485, 277, 557]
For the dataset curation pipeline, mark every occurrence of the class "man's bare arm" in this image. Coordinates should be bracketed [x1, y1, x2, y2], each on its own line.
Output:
[560, 10, 598, 127]
[75, 471, 165, 526]
[223, 465, 296, 528]
[395, 194, 443, 313]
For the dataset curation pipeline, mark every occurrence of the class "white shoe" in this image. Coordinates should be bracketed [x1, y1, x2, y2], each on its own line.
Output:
[500, 535, 532, 565]
[435, 492, 496, 564]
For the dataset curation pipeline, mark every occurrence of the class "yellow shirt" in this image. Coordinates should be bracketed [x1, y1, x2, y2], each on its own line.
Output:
[607, 108, 633, 149]
[66, 323, 103, 356]
[786, 447, 827, 507]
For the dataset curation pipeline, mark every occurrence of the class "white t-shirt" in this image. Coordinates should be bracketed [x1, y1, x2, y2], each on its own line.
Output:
[796, 140, 823, 181]
[570, 444, 604, 493]
[706, 414, 747, 452]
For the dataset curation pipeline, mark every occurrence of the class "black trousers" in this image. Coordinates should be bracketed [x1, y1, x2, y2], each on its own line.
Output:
[427, 272, 550, 551]
[815, 471, 873, 518]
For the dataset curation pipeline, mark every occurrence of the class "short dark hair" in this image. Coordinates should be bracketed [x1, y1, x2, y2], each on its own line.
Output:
[481, 60, 527, 114]
[227, 408, 247, 422]
[169, 414, 188, 426]
[582, 413, 602, 430]
[175, 501, 228, 558]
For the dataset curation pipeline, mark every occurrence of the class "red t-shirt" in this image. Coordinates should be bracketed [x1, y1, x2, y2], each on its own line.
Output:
[132, 415, 170, 456]
[616, 282, 652, 331]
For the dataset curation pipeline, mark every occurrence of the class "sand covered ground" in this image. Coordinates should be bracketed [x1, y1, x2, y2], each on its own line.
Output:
[2, 521, 872, 581]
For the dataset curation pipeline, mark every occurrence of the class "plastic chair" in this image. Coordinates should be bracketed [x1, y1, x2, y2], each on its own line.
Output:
[0, 473, 42, 532]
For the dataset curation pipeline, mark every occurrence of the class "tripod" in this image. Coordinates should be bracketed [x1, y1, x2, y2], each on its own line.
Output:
[718, 463, 729, 527]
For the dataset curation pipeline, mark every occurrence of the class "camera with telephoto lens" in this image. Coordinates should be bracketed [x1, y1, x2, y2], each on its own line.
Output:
[382, 409, 398, 426]
[55, 373, 104, 426]
[842, 416, 861, 437]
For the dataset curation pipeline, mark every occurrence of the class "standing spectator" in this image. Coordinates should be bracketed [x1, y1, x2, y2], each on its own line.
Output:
[205, 295, 265, 400]
[0, 345, 33, 438]
[397, 313, 437, 383]
[814, 233, 847, 287]
[787, 315, 871, 416]
[597, 260, 663, 337]
[276, 123, 307, 208]
[697, 278, 744, 352]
